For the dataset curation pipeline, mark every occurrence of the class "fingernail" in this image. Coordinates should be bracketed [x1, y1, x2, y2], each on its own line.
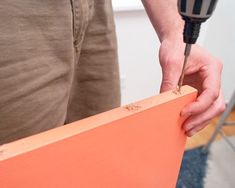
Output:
[185, 124, 194, 131]
[187, 130, 196, 137]
[181, 110, 191, 117]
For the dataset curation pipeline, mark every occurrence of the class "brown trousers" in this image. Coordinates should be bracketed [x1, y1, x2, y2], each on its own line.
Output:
[0, 0, 120, 145]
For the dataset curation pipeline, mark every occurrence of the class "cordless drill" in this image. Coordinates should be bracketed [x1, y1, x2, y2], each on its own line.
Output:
[177, 0, 218, 91]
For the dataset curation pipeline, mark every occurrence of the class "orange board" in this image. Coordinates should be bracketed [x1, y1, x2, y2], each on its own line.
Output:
[0, 85, 197, 188]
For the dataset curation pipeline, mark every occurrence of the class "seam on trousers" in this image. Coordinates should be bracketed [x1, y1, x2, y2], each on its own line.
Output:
[65, 0, 82, 124]
[71, 0, 90, 53]
[65, 0, 91, 124]
[70, 0, 75, 38]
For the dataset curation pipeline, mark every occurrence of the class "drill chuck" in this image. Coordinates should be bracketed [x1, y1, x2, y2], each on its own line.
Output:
[177, 0, 218, 91]
[183, 21, 201, 44]
[178, 0, 218, 44]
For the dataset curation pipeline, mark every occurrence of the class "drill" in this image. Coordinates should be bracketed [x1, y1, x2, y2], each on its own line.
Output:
[177, 0, 218, 91]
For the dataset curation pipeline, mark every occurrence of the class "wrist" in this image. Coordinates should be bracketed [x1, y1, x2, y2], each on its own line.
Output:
[157, 16, 184, 42]
[161, 32, 183, 43]
[159, 20, 184, 42]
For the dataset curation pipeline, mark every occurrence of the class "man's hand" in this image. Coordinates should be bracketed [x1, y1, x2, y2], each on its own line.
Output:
[142, 0, 225, 136]
[159, 36, 226, 136]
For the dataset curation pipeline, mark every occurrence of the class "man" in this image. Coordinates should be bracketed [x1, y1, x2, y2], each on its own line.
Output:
[0, 0, 225, 145]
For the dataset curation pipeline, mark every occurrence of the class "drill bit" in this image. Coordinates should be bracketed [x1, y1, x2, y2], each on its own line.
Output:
[178, 43, 192, 92]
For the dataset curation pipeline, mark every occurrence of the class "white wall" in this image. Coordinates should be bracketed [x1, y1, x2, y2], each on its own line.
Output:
[113, 0, 235, 105]
[114, 10, 161, 105]
[202, 0, 235, 101]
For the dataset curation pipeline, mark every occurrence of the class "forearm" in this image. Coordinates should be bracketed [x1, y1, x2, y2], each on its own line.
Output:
[141, 0, 183, 42]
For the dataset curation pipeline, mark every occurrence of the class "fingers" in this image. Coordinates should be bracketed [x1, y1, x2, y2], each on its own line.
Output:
[160, 59, 182, 93]
[183, 89, 225, 136]
[159, 41, 225, 137]
[186, 121, 211, 137]
[181, 63, 222, 116]
[160, 79, 178, 93]
[181, 87, 219, 116]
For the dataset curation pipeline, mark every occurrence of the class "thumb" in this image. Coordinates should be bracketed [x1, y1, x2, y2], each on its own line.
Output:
[160, 68, 180, 93]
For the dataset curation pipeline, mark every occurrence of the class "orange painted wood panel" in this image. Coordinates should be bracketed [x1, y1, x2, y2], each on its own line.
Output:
[0, 86, 197, 188]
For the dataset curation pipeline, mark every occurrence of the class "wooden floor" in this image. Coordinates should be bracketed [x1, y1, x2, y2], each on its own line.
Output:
[186, 110, 235, 149]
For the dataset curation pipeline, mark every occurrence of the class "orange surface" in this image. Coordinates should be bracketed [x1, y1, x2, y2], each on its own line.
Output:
[0, 86, 197, 188]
